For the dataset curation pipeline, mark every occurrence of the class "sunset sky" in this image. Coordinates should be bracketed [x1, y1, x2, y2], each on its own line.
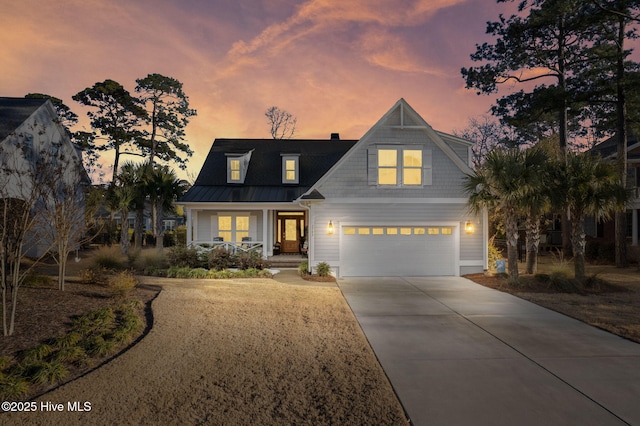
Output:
[1, 0, 515, 181]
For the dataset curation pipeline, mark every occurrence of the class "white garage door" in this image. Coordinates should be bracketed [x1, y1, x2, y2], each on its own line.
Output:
[340, 225, 456, 277]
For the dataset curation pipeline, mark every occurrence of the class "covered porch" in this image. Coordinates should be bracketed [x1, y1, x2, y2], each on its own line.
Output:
[185, 203, 308, 258]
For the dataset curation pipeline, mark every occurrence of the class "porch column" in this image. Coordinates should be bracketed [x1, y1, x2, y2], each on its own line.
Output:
[262, 208, 269, 258]
[633, 209, 638, 246]
[186, 208, 192, 246]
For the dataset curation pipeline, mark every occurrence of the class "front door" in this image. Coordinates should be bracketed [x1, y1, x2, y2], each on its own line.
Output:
[277, 212, 305, 253]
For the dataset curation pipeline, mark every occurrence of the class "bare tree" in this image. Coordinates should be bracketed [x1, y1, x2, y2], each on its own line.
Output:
[265, 106, 297, 139]
[34, 145, 94, 291]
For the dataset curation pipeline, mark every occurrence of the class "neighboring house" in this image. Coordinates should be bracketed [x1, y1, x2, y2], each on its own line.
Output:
[589, 133, 640, 245]
[0, 97, 90, 257]
[179, 99, 487, 277]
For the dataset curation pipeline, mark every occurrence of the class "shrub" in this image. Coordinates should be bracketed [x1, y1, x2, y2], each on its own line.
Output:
[208, 247, 236, 271]
[107, 271, 139, 298]
[316, 262, 331, 277]
[28, 361, 69, 385]
[166, 266, 192, 278]
[189, 268, 211, 279]
[50, 346, 87, 364]
[487, 237, 502, 272]
[24, 273, 53, 287]
[84, 336, 116, 357]
[19, 344, 53, 364]
[78, 268, 102, 284]
[299, 260, 309, 275]
[175, 225, 187, 246]
[91, 246, 126, 271]
[238, 250, 270, 270]
[0, 376, 30, 400]
[166, 245, 201, 268]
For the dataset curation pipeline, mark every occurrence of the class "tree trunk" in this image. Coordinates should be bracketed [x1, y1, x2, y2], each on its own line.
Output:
[505, 207, 519, 280]
[571, 213, 586, 282]
[120, 210, 130, 255]
[134, 207, 144, 249]
[525, 214, 540, 274]
[155, 199, 164, 252]
[615, 15, 628, 268]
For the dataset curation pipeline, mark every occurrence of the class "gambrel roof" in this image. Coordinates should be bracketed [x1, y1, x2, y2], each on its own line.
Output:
[180, 138, 357, 203]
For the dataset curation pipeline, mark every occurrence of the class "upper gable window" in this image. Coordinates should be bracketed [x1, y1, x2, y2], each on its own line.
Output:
[281, 154, 299, 184]
[369, 146, 431, 187]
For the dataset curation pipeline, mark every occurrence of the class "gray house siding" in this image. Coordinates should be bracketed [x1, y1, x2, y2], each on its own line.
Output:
[317, 128, 469, 199]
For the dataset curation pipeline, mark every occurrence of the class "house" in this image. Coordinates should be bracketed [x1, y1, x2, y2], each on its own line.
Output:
[0, 97, 90, 257]
[179, 99, 487, 277]
[589, 133, 640, 246]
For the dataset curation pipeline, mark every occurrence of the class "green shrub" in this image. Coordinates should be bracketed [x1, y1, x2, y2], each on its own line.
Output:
[107, 271, 138, 298]
[189, 268, 211, 279]
[53, 332, 82, 349]
[487, 237, 502, 272]
[50, 346, 87, 364]
[237, 250, 270, 270]
[166, 266, 192, 278]
[175, 225, 187, 246]
[166, 245, 201, 268]
[84, 336, 116, 357]
[208, 247, 236, 271]
[0, 376, 30, 400]
[19, 344, 53, 364]
[299, 260, 309, 275]
[316, 262, 331, 277]
[28, 361, 69, 385]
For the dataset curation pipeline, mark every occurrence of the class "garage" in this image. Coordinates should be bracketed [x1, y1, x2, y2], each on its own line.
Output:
[340, 225, 457, 277]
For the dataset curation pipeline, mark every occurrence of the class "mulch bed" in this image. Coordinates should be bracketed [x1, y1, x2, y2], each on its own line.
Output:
[1, 281, 159, 360]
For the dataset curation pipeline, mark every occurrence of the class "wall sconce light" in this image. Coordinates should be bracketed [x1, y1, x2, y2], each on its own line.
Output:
[464, 220, 474, 234]
[327, 220, 334, 235]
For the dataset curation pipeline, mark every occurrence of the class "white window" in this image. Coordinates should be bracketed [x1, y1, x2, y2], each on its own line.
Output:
[217, 214, 251, 242]
[281, 154, 300, 184]
[369, 146, 431, 187]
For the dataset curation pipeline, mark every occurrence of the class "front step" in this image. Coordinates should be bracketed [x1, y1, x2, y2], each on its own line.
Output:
[268, 255, 306, 268]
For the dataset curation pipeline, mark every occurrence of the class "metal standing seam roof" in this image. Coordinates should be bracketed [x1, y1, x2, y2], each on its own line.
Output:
[180, 138, 357, 203]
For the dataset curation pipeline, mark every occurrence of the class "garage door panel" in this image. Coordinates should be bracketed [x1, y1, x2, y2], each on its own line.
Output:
[341, 226, 455, 277]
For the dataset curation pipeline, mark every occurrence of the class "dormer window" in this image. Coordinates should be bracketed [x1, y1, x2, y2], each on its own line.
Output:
[226, 150, 253, 184]
[281, 154, 299, 184]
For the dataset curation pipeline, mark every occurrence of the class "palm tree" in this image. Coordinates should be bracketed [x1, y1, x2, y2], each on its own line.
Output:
[556, 152, 626, 281]
[107, 163, 140, 255]
[518, 144, 554, 274]
[464, 148, 523, 279]
[146, 165, 187, 251]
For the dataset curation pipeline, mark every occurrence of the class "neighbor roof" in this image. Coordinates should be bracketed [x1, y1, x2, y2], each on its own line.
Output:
[181, 138, 357, 203]
[0, 97, 48, 142]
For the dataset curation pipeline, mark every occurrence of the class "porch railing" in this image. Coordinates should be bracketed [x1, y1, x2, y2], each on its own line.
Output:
[192, 240, 264, 254]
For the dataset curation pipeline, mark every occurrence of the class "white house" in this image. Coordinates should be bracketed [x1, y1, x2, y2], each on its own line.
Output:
[0, 97, 90, 257]
[179, 99, 487, 277]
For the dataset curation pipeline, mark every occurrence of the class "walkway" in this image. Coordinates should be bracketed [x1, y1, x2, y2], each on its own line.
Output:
[338, 276, 640, 426]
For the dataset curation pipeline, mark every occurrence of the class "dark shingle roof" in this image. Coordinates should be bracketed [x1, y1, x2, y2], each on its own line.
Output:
[0, 97, 48, 141]
[181, 138, 357, 202]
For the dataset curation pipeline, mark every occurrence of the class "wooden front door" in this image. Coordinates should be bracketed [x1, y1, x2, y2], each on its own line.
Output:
[278, 215, 303, 253]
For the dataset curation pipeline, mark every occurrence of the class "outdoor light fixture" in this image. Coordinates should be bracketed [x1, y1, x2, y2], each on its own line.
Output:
[464, 220, 474, 234]
[327, 220, 334, 235]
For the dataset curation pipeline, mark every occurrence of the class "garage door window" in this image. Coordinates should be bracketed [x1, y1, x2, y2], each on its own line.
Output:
[344, 226, 453, 236]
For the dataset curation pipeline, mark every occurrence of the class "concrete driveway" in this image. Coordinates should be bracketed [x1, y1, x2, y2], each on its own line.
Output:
[338, 276, 640, 426]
